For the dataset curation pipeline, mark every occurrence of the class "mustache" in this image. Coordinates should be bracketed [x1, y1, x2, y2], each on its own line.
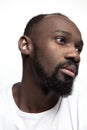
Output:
[53, 61, 79, 77]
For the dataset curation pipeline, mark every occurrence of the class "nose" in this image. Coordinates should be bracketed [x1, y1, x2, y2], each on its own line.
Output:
[65, 47, 80, 64]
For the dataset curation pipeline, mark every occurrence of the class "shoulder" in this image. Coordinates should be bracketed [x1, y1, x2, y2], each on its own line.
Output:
[0, 86, 11, 99]
[61, 90, 79, 108]
[0, 87, 12, 113]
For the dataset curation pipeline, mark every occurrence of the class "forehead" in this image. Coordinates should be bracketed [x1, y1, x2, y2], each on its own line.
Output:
[33, 15, 81, 38]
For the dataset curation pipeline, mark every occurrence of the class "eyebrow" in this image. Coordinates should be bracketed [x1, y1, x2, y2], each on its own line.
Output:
[55, 30, 71, 36]
[78, 40, 84, 47]
[55, 30, 84, 46]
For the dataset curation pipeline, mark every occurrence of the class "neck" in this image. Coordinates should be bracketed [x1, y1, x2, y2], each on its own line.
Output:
[12, 81, 59, 113]
[12, 61, 59, 113]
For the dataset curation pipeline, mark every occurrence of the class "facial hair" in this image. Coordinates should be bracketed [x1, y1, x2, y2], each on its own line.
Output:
[31, 46, 79, 97]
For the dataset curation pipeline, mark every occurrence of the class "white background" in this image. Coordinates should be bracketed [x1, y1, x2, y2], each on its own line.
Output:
[0, 0, 87, 91]
[0, 0, 87, 128]
[0, 0, 87, 90]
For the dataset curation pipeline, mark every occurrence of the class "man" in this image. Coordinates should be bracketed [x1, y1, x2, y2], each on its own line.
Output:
[0, 13, 83, 130]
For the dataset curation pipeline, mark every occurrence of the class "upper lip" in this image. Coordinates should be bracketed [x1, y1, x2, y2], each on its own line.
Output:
[61, 65, 77, 75]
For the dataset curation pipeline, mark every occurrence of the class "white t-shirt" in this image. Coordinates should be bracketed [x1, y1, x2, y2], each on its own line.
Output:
[0, 86, 85, 130]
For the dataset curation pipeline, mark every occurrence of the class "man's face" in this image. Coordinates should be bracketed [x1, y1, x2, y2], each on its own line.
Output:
[30, 15, 83, 96]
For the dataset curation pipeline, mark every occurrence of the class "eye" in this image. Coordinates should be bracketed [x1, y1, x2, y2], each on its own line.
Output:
[55, 36, 66, 45]
[76, 47, 82, 54]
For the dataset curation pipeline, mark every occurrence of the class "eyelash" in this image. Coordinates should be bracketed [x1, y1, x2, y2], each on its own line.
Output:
[75, 46, 82, 54]
[55, 36, 66, 45]
[55, 36, 82, 54]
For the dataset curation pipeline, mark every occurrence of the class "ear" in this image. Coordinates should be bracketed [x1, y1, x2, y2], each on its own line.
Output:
[18, 35, 33, 55]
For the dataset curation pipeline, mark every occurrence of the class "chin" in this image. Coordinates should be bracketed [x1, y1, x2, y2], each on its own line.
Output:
[48, 74, 74, 97]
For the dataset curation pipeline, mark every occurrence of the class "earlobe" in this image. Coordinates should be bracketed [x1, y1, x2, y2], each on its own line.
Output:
[18, 35, 33, 55]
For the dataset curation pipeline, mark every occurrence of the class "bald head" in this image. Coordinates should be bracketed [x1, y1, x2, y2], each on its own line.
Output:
[24, 13, 81, 41]
[24, 13, 69, 36]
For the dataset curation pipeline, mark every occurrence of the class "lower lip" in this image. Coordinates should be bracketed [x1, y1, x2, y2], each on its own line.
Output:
[60, 68, 75, 78]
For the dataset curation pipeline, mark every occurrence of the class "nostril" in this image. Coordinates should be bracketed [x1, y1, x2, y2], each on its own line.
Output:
[67, 55, 80, 63]
[65, 51, 80, 64]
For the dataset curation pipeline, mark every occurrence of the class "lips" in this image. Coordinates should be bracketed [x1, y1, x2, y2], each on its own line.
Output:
[60, 65, 77, 78]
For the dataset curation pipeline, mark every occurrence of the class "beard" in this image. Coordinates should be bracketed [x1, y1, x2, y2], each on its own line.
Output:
[31, 46, 79, 97]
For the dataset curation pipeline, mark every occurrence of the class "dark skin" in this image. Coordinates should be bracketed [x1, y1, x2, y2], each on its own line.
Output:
[12, 15, 83, 113]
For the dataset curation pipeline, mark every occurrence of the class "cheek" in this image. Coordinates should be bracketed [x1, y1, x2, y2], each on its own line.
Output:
[36, 44, 65, 75]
